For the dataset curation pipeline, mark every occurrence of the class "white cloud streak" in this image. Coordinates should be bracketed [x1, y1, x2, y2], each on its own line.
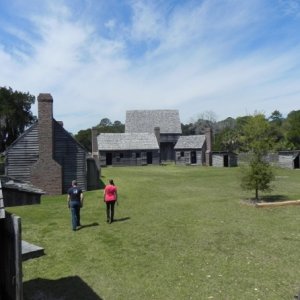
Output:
[0, 0, 299, 133]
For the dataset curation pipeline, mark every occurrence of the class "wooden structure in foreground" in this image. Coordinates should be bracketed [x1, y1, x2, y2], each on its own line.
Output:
[255, 200, 300, 208]
[0, 177, 44, 300]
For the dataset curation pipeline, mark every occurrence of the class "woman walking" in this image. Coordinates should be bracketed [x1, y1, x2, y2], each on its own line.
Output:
[103, 179, 118, 223]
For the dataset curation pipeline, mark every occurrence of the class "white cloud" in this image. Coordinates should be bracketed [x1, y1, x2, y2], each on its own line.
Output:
[0, 0, 299, 133]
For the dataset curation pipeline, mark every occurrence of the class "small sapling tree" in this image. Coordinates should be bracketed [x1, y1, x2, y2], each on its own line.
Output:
[239, 114, 275, 201]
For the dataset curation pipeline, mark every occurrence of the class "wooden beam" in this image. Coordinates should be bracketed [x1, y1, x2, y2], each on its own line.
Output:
[0, 180, 5, 219]
[256, 200, 300, 208]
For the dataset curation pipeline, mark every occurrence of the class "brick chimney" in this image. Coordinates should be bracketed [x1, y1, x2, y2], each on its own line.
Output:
[30, 93, 62, 194]
[205, 127, 212, 166]
[154, 127, 160, 146]
[91, 127, 98, 158]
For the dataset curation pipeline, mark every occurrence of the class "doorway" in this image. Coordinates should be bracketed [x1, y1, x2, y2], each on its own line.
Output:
[191, 151, 197, 164]
[294, 155, 300, 169]
[224, 155, 229, 167]
[147, 152, 153, 164]
[106, 153, 112, 166]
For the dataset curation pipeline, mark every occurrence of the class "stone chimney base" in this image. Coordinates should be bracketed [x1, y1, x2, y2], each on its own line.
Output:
[30, 159, 62, 195]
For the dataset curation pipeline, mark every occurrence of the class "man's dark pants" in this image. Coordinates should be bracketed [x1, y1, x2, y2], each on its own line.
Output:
[70, 201, 81, 230]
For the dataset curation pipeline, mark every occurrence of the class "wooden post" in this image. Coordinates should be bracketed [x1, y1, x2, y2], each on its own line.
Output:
[0, 180, 5, 219]
[256, 200, 300, 208]
[0, 213, 23, 300]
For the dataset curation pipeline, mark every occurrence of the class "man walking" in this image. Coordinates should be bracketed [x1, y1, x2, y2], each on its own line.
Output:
[67, 180, 84, 231]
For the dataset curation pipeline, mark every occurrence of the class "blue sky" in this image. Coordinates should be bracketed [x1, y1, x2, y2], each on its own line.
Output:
[0, 0, 300, 133]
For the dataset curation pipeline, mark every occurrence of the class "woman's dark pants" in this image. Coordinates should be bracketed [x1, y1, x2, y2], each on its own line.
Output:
[106, 201, 116, 223]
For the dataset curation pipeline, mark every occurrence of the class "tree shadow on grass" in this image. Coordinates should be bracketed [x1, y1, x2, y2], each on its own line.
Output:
[23, 276, 103, 300]
[242, 194, 289, 205]
[259, 194, 288, 202]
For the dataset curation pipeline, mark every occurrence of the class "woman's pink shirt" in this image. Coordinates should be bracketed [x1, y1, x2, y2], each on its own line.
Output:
[104, 185, 117, 201]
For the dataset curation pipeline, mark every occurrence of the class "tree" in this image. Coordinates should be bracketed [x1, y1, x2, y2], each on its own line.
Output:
[268, 110, 286, 150]
[239, 114, 275, 201]
[214, 127, 240, 152]
[181, 122, 194, 135]
[99, 118, 112, 127]
[241, 157, 274, 200]
[188, 111, 217, 135]
[0, 87, 36, 152]
[268, 110, 284, 126]
[74, 119, 125, 150]
[213, 117, 238, 151]
[285, 110, 300, 149]
[74, 129, 91, 152]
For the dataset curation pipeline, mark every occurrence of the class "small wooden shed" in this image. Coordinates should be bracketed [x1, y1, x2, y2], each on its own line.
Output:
[97, 132, 160, 167]
[212, 151, 238, 167]
[174, 135, 207, 165]
[278, 150, 300, 169]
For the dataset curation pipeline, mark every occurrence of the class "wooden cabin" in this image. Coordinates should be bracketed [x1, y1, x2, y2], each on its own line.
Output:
[174, 128, 212, 166]
[174, 135, 206, 165]
[125, 110, 182, 162]
[278, 151, 300, 169]
[97, 132, 160, 167]
[212, 151, 238, 167]
[5, 93, 100, 194]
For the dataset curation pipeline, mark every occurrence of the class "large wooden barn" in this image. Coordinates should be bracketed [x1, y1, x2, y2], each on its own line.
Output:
[5, 93, 99, 194]
[125, 110, 182, 162]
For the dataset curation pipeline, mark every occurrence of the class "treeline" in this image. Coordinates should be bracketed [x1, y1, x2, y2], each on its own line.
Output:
[1, 87, 299, 154]
[74, 118, 125, 152]
[75, 110, 300, 153]
[0, 87, 36, 153]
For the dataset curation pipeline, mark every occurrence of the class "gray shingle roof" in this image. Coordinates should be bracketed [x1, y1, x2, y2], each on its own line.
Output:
[0, 176, 45, 194]
[125, 110, 182, 134]
[97, 133, 159, 151]
[174, 135, 206, 149]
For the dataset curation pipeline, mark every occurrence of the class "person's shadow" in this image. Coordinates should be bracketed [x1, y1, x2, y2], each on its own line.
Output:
[77, 222, 99, 230]
[23, 276, 103, 300]
[113, 217, 130, 223]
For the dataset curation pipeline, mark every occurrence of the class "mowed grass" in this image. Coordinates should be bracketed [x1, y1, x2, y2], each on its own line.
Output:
[7, 165, 300, 300]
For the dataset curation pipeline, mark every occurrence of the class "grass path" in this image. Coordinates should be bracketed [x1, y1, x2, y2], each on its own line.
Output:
[8, 165, 300, 299]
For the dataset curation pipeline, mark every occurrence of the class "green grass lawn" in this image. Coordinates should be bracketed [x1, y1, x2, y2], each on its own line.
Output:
[8, 165, 300, 300]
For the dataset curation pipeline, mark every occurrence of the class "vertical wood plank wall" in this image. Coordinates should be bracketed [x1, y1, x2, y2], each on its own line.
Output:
[0, 212, 22, 300]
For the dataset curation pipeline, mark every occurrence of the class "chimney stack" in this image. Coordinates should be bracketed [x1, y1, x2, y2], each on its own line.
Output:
[154, 127, 160, 146]
[30, 93, 62, 194]
[205, 127, 212, 166]
[37, 94, 54, 159]
[91, 127, 99, 158]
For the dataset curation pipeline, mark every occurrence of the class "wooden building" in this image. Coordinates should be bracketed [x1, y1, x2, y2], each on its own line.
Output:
[212, 151, 238, 167]
[97, 132, 160, 167]
[5, 93, 99, 194]
[125, 110, 182, 162]
[174, 128, 213, 166]
[174, 135, 206, 165]
[278, 150, 300, 169]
